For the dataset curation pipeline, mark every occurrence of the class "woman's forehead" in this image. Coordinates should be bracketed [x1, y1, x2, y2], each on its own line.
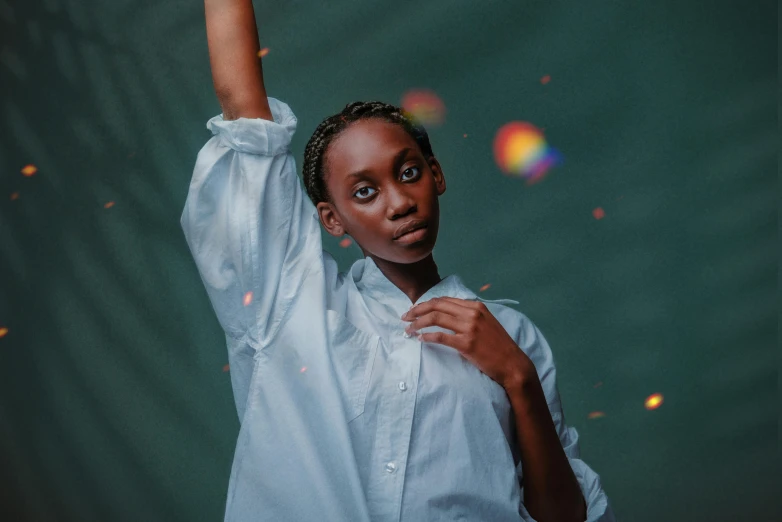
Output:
[326, 119, 418, 173]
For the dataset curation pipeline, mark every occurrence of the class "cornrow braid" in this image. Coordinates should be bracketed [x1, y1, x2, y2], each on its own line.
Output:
[302, 101, 435, 207]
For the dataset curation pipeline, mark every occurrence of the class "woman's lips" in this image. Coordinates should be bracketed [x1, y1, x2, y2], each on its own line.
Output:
[394, 225, 428, 244]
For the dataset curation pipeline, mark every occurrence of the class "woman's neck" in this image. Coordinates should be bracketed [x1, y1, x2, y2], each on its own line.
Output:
[368, 253, 442, 305]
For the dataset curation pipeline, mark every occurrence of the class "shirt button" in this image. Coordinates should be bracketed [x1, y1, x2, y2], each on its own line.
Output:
[398, 381, 407, 391]
[385, 461, 396, 473]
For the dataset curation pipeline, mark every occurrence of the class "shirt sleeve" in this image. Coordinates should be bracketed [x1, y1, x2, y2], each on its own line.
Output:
[516, 316, 618, 522]
[180, 97, 323, 420]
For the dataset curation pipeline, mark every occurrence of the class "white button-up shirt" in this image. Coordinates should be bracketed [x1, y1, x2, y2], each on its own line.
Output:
[180, 96, 617, 522]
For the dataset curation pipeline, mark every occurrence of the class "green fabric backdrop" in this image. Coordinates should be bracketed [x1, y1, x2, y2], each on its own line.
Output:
[1, 0, 777, 520]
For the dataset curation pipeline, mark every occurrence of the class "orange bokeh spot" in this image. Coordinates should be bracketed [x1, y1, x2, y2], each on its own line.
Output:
[0, 327, 8, 338]
[223, 364, 230, 372]
[593, 207, 605, 220]
[540, 75, 551, 85]
[463, 134, 468, 138]
[257, 48, 270, 58]
[644, 393, 664, 410]
[10, 192, 19, 201]
[479, 284, 491, 292]
[400, 89, 446, 127]
[21, 164, 37, 176]
[587, 411, 605, 419]
[339, 237, 352, 248]
[300, 366, 307, 373]
[104, 201, 115, 209]
[243, 291, 253, 306]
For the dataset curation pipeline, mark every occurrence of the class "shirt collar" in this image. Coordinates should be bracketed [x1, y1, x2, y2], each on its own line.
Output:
[351, 256, 479, 310]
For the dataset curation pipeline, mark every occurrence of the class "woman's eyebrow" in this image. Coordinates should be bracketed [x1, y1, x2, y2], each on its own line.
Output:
[345, 147, 413, 181]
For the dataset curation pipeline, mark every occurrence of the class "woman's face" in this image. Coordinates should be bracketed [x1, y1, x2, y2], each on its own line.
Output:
[317, 118, 446, 264]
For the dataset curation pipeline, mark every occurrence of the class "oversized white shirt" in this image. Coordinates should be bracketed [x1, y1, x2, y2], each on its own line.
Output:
[180, 96, 617, 522]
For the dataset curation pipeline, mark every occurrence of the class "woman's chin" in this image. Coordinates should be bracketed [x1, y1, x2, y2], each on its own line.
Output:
[392, 238, 437, 263]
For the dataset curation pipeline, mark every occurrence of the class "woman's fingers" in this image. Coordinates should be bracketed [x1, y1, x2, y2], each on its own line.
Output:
[403, 297, 478, 335]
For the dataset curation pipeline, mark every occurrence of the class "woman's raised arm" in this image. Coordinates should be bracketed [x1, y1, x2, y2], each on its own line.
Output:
[205, 0, 272, 120]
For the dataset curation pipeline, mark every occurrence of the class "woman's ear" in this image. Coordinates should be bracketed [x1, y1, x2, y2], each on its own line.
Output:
[429, 157, 446, 196]
[316, 202, 346, 237]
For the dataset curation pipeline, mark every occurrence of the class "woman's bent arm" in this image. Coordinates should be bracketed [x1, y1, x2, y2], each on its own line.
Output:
[205, 0, 272, 120]
[181, 98, 320, 420]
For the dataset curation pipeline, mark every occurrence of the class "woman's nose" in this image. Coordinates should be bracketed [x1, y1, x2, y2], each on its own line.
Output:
[387, 188, 416, 218]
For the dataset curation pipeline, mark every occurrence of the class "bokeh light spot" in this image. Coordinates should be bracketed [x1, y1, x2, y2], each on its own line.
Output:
[243, 291, 253, 306]
[493, 121, 562, 184]
[645, 393, 664, 410]
[400, 89, 446, 127]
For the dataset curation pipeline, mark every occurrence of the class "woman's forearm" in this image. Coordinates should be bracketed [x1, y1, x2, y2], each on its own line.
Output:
[506, 374, 587, 522]
[204, 0, 272, 120]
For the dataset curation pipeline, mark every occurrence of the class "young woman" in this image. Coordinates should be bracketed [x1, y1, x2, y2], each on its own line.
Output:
[181, 1, 616, 521]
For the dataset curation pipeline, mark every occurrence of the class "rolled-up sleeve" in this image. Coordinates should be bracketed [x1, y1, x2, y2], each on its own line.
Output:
[516, 316, 617, 522]
[180, 97, 322, 420]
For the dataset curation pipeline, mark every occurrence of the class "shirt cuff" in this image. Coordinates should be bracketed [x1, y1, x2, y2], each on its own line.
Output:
[205, 96, 298, 156]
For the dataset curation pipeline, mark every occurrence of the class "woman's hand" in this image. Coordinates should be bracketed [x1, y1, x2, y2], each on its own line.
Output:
[401, 297, 536, 390]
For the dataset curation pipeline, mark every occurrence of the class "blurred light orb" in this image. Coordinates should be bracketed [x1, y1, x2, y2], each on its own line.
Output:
[243, 291, 253, 306]
[400, 89, 446, 127]
[493, 121, 562, 184]
[644, 393, 664, 410]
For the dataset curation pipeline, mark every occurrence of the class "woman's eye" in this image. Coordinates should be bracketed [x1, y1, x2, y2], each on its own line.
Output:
[401, 166, 421, 180]
[353, 167, 420, 199]
[354, 186, 376, 199]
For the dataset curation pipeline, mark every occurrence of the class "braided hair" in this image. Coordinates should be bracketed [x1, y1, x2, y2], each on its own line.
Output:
[302, 101, 435, 207]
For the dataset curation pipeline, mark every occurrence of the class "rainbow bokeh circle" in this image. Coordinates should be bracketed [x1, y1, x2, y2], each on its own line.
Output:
[493, 122, 562, 184]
